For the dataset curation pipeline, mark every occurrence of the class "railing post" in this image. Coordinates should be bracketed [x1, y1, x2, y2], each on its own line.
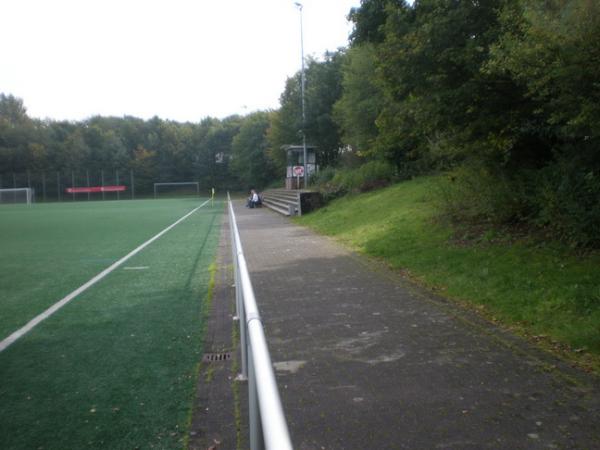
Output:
[249, 345, 265, 450]
[239, 280, 249, 379]
[230, 200, 239, 320]
[229, 193, 248, 380]
[236, 259, 243, 320]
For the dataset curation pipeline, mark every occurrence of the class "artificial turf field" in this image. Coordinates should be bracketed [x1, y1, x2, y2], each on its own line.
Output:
[0, 198, 223, 449]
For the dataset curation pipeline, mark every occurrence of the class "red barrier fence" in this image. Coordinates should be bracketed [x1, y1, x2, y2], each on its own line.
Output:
[65, 185, 126, 194]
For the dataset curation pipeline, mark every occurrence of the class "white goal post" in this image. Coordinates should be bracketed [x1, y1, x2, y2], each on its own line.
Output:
[153, 182, 200, 199]
[0, 188, 34, 205]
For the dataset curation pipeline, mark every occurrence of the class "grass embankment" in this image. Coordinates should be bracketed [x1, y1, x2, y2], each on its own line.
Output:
[298, 176, 600, 371]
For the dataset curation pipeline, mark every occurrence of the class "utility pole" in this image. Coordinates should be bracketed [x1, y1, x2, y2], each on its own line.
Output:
[294, 2, 308, 188]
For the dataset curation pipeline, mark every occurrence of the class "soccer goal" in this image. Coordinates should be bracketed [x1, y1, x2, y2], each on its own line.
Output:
[0, 188, 34, 205]
[153, 182, 200, 199]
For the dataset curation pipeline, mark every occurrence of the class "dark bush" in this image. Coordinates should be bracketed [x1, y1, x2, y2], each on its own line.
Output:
[438, 164, 534, 225]
[439, 156, 600, 248]
[533, 159, 600, 247]
[311, 160, 396, 201]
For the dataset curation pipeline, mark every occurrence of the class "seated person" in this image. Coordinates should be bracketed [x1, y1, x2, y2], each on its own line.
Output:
[246, 189, 261, 208]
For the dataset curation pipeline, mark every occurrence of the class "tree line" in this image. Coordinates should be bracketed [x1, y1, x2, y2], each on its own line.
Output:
[1, 0, 599, 245]
[0, 96, 263, 194]
[338, 0, 600, 247]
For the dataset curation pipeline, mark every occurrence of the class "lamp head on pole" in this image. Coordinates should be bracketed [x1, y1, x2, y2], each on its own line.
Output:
[294, 2, 303, 11]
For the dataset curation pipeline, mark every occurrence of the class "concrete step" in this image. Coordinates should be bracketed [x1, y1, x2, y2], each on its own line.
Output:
[261, 189, 322, 217]
[264, 191, 299, 202]
[262, 189, 300, 216]
[262, 201, 292, 216]
[263, 197, 293, 210]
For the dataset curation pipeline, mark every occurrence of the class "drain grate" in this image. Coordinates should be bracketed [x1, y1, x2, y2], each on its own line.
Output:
[202, 352, 232, 363]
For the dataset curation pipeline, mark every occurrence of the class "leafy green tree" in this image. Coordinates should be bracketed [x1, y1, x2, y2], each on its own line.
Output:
[62, 129, 91, 171]
[44, 121, 75, 171]
[372, 0, 508, 168]
[267, 75, 303, 173]
[486, 0, 600, 152]
[115, 116, 147, 159]
[190, 116, 241, 191]
[130, 145, 158, 193]
[348, 0, 407, 45]
[27, 141, 48, 172]
[482, 0, 600, 244]
[267, 54, 345, 170]
[0, 94, 28, 125]
[333, 43, 383, 156]
[207, 115, 242, 190]
[170, 123, 195, 180]
[83, 120, 129, 171]
[304, 52, 345, 166]
[232, 111, 276, 188]
[0, 94, 39, 173]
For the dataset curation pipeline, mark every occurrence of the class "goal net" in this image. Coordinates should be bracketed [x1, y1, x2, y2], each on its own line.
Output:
[0, 188, 34, 205]
[153, 182, 200, 199]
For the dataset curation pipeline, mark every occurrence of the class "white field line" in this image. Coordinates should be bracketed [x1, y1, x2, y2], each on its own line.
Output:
[0, 199, 211, 353]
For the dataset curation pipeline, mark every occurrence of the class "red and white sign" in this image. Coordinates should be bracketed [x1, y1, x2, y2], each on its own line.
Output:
[66, 185, 126, 194]
[292, 165, 305, 177]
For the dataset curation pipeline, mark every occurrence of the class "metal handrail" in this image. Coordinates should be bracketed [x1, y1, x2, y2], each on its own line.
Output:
[228, 193, 293, 450]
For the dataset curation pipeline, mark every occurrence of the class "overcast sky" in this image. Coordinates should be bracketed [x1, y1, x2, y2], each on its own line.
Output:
[0, 0, 360, 123]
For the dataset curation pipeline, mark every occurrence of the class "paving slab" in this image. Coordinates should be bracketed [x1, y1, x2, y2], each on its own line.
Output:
[233, 201, 600, 450]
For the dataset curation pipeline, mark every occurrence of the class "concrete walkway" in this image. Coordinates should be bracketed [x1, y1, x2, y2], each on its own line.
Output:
[220, 202, 600, 449]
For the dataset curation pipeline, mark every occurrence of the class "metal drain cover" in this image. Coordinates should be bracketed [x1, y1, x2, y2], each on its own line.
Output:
[202, 352, 232, 363]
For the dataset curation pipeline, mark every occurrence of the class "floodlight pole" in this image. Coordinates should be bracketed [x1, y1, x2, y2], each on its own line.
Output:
[295, 2, 308, 188]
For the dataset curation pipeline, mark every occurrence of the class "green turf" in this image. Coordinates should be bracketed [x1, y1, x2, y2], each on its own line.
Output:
[297, 176, 600, 364]
[0, 199, 222, 449]
[0, 199, 212, 338]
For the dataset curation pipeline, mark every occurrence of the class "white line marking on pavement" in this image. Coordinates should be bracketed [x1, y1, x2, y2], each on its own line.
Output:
[123, 266, 150, 270]
[0, 199, 211, 353]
